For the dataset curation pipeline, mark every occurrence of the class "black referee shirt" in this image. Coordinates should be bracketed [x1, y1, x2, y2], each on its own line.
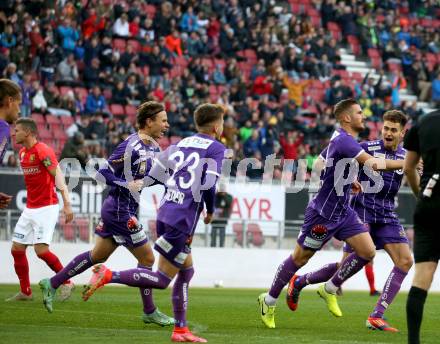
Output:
[404, 110, 440, 196]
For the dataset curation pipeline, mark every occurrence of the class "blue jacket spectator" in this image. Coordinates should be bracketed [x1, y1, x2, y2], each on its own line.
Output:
[0, 25, 16, 48]
[180, 7, 199, 32]
[85, 86, 107, 114]
[58, 19, 80, 53]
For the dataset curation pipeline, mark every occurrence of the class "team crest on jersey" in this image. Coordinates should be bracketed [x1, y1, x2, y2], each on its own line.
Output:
[95, 220, 104, 232]
[29, 154, 35, 162]
[42, 156, 52, 167]
[310, 224, 328, 240]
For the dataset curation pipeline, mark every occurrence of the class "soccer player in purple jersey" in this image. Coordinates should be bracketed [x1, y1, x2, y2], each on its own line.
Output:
[39, 101, 174, 326]
[0, 79, 21, 208]
[286, 110, 413, 332]
[257, 99, 405, 329]
[80, 103, 226, 343]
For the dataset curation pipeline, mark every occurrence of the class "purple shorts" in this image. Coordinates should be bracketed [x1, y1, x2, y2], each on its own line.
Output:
[154, 221, 192, 268]
[297, 206, 368, 251]
[343, 222, 409, 252]
[95, 207, 149, 248]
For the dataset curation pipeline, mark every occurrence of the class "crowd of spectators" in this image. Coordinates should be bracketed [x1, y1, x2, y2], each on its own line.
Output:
[0, 0, 439, 181]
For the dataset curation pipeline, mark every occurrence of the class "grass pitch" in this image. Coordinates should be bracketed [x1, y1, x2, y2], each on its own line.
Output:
[1, 284, 439, 343]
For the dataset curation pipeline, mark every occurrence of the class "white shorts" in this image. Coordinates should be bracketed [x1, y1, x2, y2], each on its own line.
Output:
[13, 204, 60, 245]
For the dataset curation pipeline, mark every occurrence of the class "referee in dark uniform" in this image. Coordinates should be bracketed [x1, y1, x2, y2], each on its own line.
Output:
[403, 110, 440, 344]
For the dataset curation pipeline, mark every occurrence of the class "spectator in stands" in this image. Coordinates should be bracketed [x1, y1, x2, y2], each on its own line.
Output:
[60, 131, 88, 169]
[391, 72, 407, 107]
[180, 6, 198, 33]
[283, 74, 310, 106]
[20, 73, 33, 117]
[56, 53, 79, 87]
[83, 57, 101, 89]
[210, 183, 233, 248]
[85, 86, 107, 115]
[4, 63, 20, 84]
[88, 113, 106, 142]
[7, 153, 18, 168]
[113, 13, 130, 38]
[39, 43, 61, 85]
[165, 30, 183, 57]
[0, 24, 16, 49]
[243, 129, 260, 158]
[432, 73, 440, 107]
[57, 18, 79, 55]
[32, 85, 48, 114]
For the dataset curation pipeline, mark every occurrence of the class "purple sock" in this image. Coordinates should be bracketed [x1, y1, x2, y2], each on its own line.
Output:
[50, 251, 93, 289]
[172, 267, 194, 328]
[329, 253, 369, 288]
[296, 263, 339, 290]
[138, 264, 156, 314]
[111, 268, 171, 289]
[268, 256, 299, 299]
[370, 266, 407, 318]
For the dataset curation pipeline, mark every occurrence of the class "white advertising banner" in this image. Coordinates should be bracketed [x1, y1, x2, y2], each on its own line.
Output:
[139, 182, 286, 237]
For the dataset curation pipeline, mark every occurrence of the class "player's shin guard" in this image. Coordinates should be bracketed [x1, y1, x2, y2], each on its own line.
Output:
[268, 256, 299, 303]
[172, 267, 195, 328]
[111, 268, 172, 289]
[51, 251, 93, 289]
[138, 264, 155, 314]
[407, 286, 427, 344]
[11, 250, 31, 295]
[326, 253, 369, 293]
[370, 266, 407, 318]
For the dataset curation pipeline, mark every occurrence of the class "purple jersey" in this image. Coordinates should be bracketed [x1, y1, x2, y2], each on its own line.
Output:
[351, 140, 405, 224]
[0, 119, 10, 163]
[309, 128, 364, 221]
[157, 133, 226, 235]
[102, 133, 159, 217]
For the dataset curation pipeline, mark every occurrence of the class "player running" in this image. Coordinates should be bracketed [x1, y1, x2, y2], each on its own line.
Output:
[286, 110, 413, 332]
[258, 99, 404, 329]
[7, 118, 74, 301]
[0, 79, 21, 209]
[39, 101, 174, 326]
[80, 103, 226, 343]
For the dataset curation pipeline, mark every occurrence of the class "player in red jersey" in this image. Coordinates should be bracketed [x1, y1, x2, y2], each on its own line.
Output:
[6, 118, 75, 301]
[0, 79, 22, 208]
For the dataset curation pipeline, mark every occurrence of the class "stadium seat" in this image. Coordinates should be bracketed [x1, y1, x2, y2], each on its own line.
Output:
[113, 38, 126, 52]
[45, 115, 62, 130]
[169, 135, 181, 144]
[59, 115, 74, 128]
[147, 220, 157, 241]
[127, 39, 141, 53]
[31, 113, 45, 125]
[246, 223, 265, 247]
[157, 137, 170, 150]
[75, 218, 89, 242]
[367, 48, 380, 58]
[59, 86, 73, 96]
[143, 4, 157, 19]
[61, 222, 75, 241]
[232, 223, 244, 247]
[74, 87, 89, 102]
[125, 105, 137, 118]
[110, 104, 125, 117]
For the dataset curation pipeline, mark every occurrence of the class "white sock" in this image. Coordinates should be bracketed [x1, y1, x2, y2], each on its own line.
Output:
[324, 281, 338, 295]
[264, 293, 277, 306]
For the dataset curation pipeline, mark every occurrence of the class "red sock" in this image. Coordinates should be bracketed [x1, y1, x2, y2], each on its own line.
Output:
[364, 263, 376, 293]
[11, 250, 32, 295]
[173, 326, 190, 333]
[37, 250, 70, 284]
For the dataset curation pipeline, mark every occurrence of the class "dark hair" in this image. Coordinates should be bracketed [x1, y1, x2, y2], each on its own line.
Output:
[194, 103, 224, 128]
[137, 101, 165, 129]
[16, 118, 38, 135]
[0, 79, 21, 106]
[383, 110, 408, 128]
[333, 98, 359, 120]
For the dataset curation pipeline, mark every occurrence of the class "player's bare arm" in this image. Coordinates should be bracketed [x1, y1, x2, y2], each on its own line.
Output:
[403, 150, 421, 197]
[0, 192, 13, 209]
[356, 151, 404, 171]
[50, 166, 73, 223]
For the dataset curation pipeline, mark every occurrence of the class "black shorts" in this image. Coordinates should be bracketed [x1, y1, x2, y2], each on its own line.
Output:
[413, 198, 440, 263]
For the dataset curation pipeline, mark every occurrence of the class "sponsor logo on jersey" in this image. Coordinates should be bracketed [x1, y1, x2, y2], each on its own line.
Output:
[130, 230, 147, 244]
[174, 252, 188, 265]
[13, 233, 25, 239]
[177, 136, 213, 149]
[303, 236, 322, 249]
[373, 152, 386, 159]
[155, 236, 173, 253]
[368, 145, 382, 151]
[113, 235, 126, 244]
[22, 166, 41, 175]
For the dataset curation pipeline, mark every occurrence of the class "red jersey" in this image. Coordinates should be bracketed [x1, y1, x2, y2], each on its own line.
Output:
[19, 142, 59, 208]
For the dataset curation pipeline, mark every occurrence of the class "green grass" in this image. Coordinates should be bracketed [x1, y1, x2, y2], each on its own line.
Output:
[0, 284, 439, 343]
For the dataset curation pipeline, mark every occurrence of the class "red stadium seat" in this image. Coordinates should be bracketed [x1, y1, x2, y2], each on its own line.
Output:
[127, 39, 141, 53]
[143, 4, 157, 19]
[113, 38, 126, 52]
[59, 86, 73, 96]
[45, 115, 61, 129]
[125, 105, 137, 117]
[59, 116, 74, 128]
[31, 113, 45, 124]
[157, 137, 170, 150]
[110, 104, 125, 117]
[76, 218, 89, 242]
[74, 87, 89, 102]
[62, 222, 75, 241]
[367, 48, 380, 58]
[169, 135, 181, 144]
